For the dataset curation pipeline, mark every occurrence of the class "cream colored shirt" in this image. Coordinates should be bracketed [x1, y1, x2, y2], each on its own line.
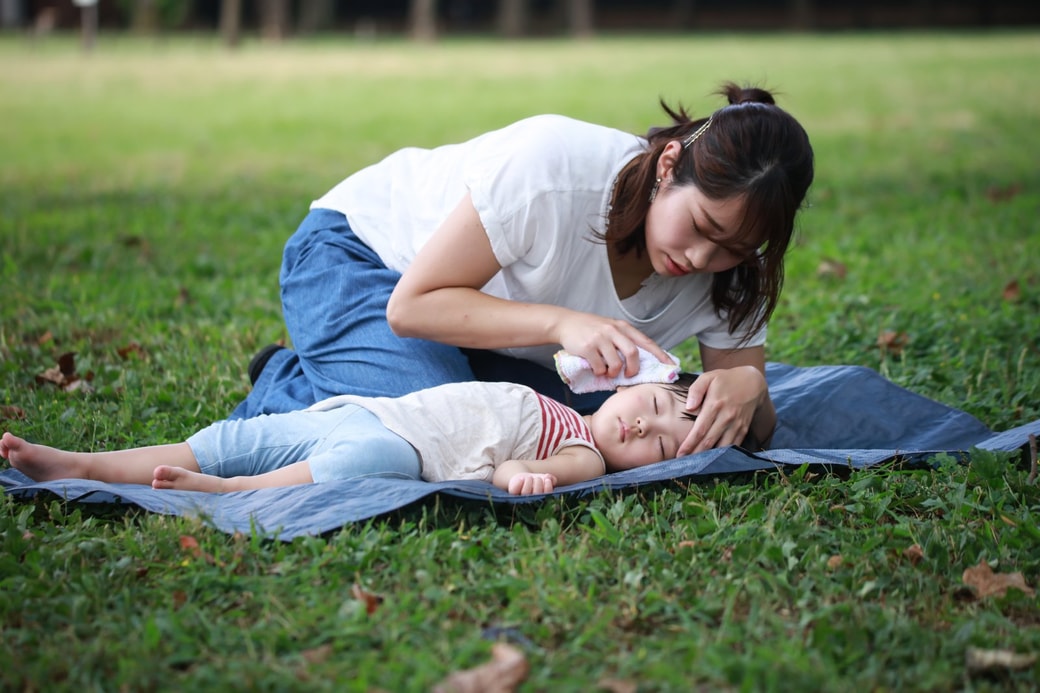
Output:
[308, 381, 603, 483]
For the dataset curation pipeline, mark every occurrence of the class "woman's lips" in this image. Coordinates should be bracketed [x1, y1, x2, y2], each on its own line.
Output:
[618, 418, 627, 442]
[664, 255, 690, 276]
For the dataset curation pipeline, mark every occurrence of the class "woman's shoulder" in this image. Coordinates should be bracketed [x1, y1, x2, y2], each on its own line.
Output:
[502, 114, 637, 146]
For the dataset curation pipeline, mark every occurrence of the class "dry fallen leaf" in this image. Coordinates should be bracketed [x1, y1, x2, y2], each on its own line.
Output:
[903, 544, 925, 566]
[877, 330, 909, 357]
[179, 535, 201, 555]
[816, 257, 848, 280]
[0, 405, 26, 421]
[962, 560, 1035, 599]
[178, 534, 217, 565]
[985, 183, 1022, 203]
[117, 341, 146, 360]
[826, 555, 843, 570]
[301, 644, 333, 665]
[966, 646, 1037, 673]
[596, 678, 637, 693]
[1002, 279, 1021, 302]
[35, 352, 94, 393]
[351, 582, 384, 615]
[432, 643, 529, 693]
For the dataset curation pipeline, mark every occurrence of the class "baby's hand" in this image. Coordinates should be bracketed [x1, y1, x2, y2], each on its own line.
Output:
[507, 472, 558, 496]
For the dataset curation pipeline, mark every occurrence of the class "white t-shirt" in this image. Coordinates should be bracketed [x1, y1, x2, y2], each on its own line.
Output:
[311, 114, 764, 368]
[309, 381, 603, 483]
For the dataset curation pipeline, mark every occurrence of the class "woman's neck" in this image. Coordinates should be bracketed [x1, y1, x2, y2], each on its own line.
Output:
[607, 244, 654, 299]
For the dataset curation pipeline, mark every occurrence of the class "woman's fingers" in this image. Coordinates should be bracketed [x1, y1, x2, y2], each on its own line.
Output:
[559, 316, 667, 378]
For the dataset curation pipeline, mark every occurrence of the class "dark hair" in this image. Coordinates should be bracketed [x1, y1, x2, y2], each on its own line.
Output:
[604, 82, 815, 340]
[664, 372, 699, 423]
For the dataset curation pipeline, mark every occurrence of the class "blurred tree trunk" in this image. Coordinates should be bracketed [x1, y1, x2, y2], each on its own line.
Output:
[130, 0, 158, 35]
[672, 0, 696, 28]
[80, 2, 97, 52]
[566, 0, 593, 37]
[789, 0, 813, 29]
[220, 0, 242, 47]
[410, 0, 437, 41]
[0, 0, 24, 28]
[298, 0, 335, 35]
[498, 0, 527, 37]
[259, 0, 291, 41]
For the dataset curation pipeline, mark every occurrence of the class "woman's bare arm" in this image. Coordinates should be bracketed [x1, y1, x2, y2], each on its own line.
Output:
[386, 193, 672, 378]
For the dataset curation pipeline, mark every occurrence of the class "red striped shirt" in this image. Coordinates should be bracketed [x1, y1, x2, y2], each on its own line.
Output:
[535, 394, 596, 459]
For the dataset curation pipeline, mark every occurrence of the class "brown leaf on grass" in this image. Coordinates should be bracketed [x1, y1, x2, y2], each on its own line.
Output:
[596, 678, 637, 693]
[351, 582, 384, 615]
[117, 341, 146, 360]
[965, 647, 1037, 673]
[172, 590, 188, 609]
[903, 544, 925, 565]
[0, 405, 26, 421]
[36, 330, 53, 346]
[826, 555, 843, 570]
[176, 287, 192, 307]
[877, 330, 909, 357]
[35, 352, 94, 393]
[301, 644, 333, 665]
[816, 257, 848, 280]
[432, 643, 529, 693]
[179, 534, 218, 565]
[985, 183, 1022, 203]
[179, 535, 201, 554]
[1002, 279, 1021, 302]
[962, 560, 1035, 599]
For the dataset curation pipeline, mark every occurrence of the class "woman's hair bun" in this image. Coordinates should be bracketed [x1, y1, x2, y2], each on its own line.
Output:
[719, 81, 776, 106]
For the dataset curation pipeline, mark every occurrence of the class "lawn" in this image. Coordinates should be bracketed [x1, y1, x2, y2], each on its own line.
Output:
[1, 31, 1038, 691]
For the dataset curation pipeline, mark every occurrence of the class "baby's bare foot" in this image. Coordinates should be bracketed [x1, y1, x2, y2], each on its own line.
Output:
[152, 465, 226, 493]
[2, 431, 87, 481]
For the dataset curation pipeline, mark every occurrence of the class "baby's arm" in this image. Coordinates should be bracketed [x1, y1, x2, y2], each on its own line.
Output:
[492, 446, 606, 495]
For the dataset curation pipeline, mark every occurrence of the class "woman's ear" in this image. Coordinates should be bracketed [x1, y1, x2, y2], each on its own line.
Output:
[655, 140, 683, 182]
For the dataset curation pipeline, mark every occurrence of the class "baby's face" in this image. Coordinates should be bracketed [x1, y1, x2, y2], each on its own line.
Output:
[587, 383, 695, 471]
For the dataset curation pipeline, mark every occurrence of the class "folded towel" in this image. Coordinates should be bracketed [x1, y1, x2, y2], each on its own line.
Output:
[554, 348, 682, 394]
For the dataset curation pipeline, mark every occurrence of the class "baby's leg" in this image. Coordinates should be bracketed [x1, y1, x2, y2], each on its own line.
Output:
[2, 431, 199, 485]
[153, 460, 314, 493]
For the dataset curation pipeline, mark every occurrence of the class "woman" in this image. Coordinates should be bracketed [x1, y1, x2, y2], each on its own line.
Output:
[235, 82, 814, 456]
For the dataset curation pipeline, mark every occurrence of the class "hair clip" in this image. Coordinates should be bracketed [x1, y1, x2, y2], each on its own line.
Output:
[681, 116, 712, 149]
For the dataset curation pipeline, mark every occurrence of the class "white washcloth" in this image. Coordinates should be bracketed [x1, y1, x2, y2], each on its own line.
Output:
[553, 348, 682, 394]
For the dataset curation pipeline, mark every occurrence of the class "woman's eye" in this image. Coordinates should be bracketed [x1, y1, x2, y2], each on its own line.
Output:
[653, 396, 659, 415]
[658, 436, 666, 460]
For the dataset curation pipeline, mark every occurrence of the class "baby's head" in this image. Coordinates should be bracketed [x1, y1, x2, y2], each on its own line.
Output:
[586, 373, 699, 472]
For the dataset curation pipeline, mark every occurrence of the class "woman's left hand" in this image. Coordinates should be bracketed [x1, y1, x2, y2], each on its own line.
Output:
[676, 365, 769, 456]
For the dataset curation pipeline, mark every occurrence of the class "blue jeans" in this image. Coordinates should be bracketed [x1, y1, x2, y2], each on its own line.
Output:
[188, 404, 421, 483]
[230, 208, 610, 419]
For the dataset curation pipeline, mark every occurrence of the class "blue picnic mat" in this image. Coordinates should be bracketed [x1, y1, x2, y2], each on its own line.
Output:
[3, 363, 1038, 540]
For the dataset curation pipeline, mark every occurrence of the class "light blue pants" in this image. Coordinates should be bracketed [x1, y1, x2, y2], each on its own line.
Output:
[188, 404, 421, 483]
[229, 208, 610, 419]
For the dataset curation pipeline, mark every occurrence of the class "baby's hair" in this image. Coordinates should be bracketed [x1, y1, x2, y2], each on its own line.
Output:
[663, 371, 699, 423]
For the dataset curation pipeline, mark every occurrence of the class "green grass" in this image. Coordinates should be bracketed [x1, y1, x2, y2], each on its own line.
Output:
[2, 32, 1039, 691]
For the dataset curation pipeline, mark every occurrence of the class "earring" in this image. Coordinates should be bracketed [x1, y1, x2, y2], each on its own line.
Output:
[649, 177, 661, 203]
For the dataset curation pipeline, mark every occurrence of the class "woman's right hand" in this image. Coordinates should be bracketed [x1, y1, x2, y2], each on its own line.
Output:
[555, 312, 673, 379]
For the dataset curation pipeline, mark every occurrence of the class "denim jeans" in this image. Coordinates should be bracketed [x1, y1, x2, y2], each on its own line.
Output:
[189, 404, 422, 483]
[230, 208, 610, 419]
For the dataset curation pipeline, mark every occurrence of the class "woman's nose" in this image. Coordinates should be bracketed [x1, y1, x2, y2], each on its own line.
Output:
[687, 241, 717, 270]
